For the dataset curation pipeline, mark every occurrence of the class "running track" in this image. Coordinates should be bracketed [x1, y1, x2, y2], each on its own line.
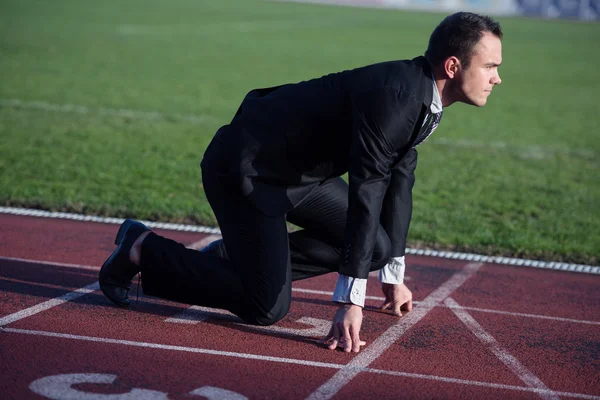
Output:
[0, 211, 599, 399]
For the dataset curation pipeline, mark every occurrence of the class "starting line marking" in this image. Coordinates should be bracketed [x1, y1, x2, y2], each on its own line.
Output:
[1, 206, 598, 274]
[446, 297, 559, 400]
[2, 327, 599, 400]
[306, 262, 483, 400]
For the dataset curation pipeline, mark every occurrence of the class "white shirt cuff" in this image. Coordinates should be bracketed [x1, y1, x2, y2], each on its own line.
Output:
[332, 274, 366, 307]
[379, 256, 406, 285]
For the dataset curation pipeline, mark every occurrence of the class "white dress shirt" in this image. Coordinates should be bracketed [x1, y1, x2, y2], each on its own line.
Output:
[333, 74, 442, 307]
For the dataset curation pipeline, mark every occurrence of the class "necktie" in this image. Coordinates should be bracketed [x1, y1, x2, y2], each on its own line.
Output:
[414, 111, 442, 147]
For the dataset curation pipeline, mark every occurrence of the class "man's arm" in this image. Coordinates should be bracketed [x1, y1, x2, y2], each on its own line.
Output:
[332, 145, 418, 309]
[377, 149, 418, 315]
[380, 147, 418, 257]
[339, 87, 421, 280]
[321, 88, 420, 352]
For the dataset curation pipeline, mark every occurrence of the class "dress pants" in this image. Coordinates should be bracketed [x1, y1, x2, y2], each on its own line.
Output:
[140, 172, 392, 326]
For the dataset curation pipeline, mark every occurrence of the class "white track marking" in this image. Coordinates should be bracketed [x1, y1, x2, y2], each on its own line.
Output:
[293, 288, 600, 326]
[4, 327, 599, 399]
[30, 374, 168, 400]
[445, 297, 559, 400]
[2, 327, 344, 369]
[189, 386, 247, 400]
[0, 98, 215, 125]
[2, 206, 597, 274]
[186, 235, 222, 250]
[305, 262, 483, 400]
[365, 368, 600, 400]
[0, 206, 221, 234]
[0, 256, 100, 271]
[0, 282, 99, 327]
[165, 306, 331, 337]
[2, 256, 598, 326]
[442, 304, 600, 326]
[0, 277, 96, 292]
[165, 306, 210, 324]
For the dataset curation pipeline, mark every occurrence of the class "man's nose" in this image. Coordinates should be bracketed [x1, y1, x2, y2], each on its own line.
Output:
[493, 72, 502, 85]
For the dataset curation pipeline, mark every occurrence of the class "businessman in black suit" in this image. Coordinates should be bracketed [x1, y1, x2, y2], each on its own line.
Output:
[99, 12, 503, 353]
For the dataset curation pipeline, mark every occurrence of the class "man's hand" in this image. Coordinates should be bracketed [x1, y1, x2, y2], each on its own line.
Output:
[380, 283, 413, 316]
[320, 304, 366, 353]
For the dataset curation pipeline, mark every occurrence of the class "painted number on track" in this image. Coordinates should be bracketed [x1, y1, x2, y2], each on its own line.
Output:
[29, 373, 247, 400]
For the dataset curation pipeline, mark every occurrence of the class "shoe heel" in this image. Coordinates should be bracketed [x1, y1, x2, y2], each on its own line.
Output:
[114, 219, 133, 245]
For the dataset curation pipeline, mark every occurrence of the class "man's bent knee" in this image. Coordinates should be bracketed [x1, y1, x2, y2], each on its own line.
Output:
[243, 297, 291, 326]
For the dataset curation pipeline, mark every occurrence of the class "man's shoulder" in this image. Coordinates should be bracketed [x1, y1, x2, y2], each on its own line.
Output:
[349, 56, 429, 89]
[357, 56, 426, 72]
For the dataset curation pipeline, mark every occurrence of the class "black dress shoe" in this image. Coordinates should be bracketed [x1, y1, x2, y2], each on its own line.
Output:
[99, 219, 150, 307]
[200, 238, 228, 259]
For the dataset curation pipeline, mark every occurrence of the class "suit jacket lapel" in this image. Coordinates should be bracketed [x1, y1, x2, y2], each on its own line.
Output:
[409, 56, 434, 142]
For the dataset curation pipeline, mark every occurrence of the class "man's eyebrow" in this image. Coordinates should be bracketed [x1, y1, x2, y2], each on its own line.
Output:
[485, 62, 502, 67]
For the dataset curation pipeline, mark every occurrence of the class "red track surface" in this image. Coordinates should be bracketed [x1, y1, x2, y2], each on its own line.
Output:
[1, 213, 599, 399]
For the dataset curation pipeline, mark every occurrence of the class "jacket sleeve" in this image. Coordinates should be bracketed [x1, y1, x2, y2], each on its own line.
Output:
[339, 87, 421, 279]
[380, 147, 418, 257]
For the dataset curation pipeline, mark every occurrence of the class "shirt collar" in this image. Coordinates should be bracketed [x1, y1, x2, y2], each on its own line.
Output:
[430, 72, 442, 114]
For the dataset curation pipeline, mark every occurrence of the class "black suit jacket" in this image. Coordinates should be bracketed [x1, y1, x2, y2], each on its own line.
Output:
[202, 56, 434, 279]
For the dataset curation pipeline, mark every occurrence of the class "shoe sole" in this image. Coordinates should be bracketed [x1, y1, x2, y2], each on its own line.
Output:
[99, 283, 130, 307]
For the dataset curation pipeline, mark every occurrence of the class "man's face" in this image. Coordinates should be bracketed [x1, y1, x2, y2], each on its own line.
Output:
[455, 32, 503, 107]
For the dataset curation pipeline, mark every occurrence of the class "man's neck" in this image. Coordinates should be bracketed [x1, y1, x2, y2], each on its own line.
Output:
[431, 66, 455, 108]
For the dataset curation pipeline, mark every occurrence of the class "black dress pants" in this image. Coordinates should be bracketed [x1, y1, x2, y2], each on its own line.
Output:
[140, 172, 391, 326]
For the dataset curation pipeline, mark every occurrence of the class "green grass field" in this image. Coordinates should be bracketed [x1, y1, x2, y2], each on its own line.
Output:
[1, 0, 598, 264]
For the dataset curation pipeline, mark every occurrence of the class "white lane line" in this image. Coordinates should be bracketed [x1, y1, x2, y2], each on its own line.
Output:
[0, 282, 99, 327]
[293, 288, 600, 326]
[305, 262, 483, 400]
[365, 368, 600, 400]
[0, 98, 216, 125]
[2, 206, 598, 274]
[2, 327, 599, 399]
[3, 256, 598, 326]
[445, 297, 559, 400]
[186, 235, 222, 250]
[0, 277, 94, 292]
[1, 327, 344, 369]
[442, 304, 600, 326]
[0, 256, 100, 271]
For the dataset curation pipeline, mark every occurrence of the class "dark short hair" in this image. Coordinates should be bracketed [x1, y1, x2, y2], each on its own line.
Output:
[425, 12, 503, 69]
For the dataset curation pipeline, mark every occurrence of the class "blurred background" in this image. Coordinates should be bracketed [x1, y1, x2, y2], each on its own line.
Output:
[0, 0, 598, 264]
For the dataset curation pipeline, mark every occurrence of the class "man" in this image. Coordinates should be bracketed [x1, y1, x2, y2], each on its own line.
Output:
[99, 12, 502, 353]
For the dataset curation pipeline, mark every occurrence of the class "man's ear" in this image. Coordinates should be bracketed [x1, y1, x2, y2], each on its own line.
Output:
[444, 56, 461, 79]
